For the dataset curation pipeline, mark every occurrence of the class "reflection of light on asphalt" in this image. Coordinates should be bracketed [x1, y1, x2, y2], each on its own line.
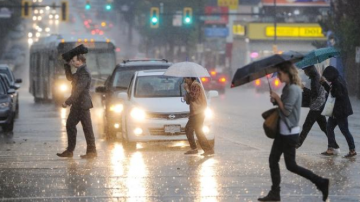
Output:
[61, 108, 67, 127]
[127, 152, 148, 201]
[110, 143, 125, 196]
[173, 141, 187, 148]
[200, 159, 218, 202]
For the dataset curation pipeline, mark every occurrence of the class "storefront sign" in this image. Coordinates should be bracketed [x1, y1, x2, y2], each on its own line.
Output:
[266, 26, 324, 37]
[204, 6, 229, 24]
[205, 27, 229, 38]
[233, 24, 245, 36]
[217, 0, 239, 10]
[261, 0, 329, 7]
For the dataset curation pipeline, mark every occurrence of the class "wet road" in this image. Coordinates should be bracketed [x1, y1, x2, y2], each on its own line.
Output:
[1, 87, 359, 201]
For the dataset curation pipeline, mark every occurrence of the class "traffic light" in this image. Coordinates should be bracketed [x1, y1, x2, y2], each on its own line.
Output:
[60, 1, 69, 22]
[85, 1, 91, 10]
[105, 2, 112, 11]
[183, 7, 192, 24]
[21, 0, 31, 18]
[150, 7, 159, 28]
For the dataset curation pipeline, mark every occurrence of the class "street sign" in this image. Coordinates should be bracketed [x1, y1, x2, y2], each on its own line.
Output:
[218, 0, 239, 10]
[173, 12, 182, 27]
[204, 27, 229, 38]
[0, 7, 11, 18]
[204, 6, 229, 24]
[233, 24, 245, 36]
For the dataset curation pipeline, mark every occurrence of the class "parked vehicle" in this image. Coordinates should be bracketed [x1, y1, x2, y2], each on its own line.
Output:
[201, 70, 228, 94]
[95, 59, 171, 139]
[0, 79, 16, 132]
[0, 74, 19, 118]
[0, 64, 21, 117]
[118, 69, 218, 150]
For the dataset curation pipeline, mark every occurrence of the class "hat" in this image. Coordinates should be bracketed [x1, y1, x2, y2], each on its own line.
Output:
[62, 44, 88, 62]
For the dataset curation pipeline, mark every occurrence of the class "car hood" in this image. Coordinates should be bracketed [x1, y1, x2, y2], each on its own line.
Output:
[131, 97, 189, 113]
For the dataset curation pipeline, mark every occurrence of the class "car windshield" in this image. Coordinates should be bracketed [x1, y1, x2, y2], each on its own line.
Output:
[86, 52, 116, 75]
[0, 69, 14, 83]
[112, 66, 169, 89]
[134, 75, 187, 98]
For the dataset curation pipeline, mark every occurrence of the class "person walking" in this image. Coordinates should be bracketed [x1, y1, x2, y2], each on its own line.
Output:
[320, 66, 356, 158]
[296, 65, 340, 151]
[183, 77, 214, 156]
[57, 54, 97, 159]
[258, 62, 329, 202]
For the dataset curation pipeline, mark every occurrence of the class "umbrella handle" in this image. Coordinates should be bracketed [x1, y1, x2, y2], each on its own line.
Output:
[265, 69, 273, 92]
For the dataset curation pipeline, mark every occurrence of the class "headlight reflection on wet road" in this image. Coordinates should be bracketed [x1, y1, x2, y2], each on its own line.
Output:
[127, 152, 148, 201]
[199, 158, 218, 201]
[110, 143, 126, 196]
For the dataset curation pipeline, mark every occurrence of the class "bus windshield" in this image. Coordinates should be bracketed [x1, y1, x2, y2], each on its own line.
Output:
[86, 51, 116, 75]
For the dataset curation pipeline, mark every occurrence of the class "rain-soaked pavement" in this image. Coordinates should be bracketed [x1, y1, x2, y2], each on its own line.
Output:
[0, 87, 360, 202]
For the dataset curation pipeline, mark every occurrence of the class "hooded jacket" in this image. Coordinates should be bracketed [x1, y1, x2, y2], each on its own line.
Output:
[304, 65, 326, 111]
[322, 66, 353, 118]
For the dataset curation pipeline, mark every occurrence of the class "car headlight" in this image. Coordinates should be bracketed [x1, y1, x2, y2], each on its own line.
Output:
[130, 108, 146, 121]
[59, 84, 68, 92]
[0, 102, 10, 108]
[205, 108, 213, 119]
[110, 104, 123, 113]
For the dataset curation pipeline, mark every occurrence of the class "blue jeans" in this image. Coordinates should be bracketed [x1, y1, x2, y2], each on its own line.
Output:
[327, 117, 356, 151]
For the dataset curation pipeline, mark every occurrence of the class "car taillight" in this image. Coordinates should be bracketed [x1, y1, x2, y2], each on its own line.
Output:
[274, 79, 280, 87]
[255, 79, 261, 86]
[210, 71, 217, 76]
[219, 77, 226, 83]
[201, 77, 209, 82]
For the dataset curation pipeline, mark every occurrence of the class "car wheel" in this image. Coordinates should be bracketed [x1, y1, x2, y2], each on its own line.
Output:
[3, 119, 14, 132]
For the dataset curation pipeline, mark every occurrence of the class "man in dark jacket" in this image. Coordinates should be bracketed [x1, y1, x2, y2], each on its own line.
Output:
[57, 54, 97, 159]
[320, 66, 356, 158]
[296, 65, 339, 151]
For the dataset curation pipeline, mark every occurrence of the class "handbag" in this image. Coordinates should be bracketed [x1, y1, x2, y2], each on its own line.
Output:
[262, 108, 279, 139]
[321, 95, 336, 116]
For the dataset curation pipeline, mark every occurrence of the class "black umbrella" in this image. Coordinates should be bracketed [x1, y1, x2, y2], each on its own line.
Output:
[231, 51, 304, 89]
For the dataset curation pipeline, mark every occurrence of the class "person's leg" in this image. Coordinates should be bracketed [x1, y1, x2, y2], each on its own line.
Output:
[317, 114, 340, 148]
[337, 117, 356, 151]
[298, 110, 318, 147]
[258, 135, 283, 201]
[185, 116, 197, 151]
[80, 109, 97, 153]
[66, 108, 81, 152]
[326, 117, 339, 149]
[283, 134, 329, 201]
[193, 114, 212, 152]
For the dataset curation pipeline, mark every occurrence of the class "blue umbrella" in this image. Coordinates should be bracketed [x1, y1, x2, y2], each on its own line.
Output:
[295, 47, 340, 69]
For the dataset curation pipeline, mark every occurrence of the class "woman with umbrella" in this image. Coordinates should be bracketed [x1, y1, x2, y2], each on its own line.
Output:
[320, 66, 357, 158]
[258, 62, 329, 202]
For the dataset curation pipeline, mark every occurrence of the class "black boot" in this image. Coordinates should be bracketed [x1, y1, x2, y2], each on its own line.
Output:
[56, 150, 73, 158]
[258, 188, 280, 201]
[317, 178, 329, 201]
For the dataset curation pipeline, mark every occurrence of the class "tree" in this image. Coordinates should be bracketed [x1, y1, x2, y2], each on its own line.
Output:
[320, 0, 360, 95]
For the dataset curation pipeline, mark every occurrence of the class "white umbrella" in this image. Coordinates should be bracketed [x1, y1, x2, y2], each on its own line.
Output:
[163, 62, 210, 78]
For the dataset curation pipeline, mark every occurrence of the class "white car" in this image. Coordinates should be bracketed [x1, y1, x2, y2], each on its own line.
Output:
[118, 69, 218, 149]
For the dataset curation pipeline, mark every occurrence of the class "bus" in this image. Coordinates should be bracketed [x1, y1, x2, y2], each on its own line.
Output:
[29, 34, 116, 103]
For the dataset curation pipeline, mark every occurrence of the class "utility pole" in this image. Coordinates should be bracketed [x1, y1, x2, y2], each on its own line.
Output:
[273, 0, 277, 54]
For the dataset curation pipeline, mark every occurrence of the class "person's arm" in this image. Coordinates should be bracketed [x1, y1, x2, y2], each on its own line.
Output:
[310, 76, 320, 99]
[271, 87, 298, 117]
[331, 81, 344, 98]
[65, 72, 89, 106]
[320, 77, 330, 93]
[187, 83, 201, 101]
[64, 64, 74, 81]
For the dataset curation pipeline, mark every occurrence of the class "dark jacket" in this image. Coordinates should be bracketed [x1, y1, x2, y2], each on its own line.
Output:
[304, 65, 326, 111]
[64, 64, 93, 110]
[322, 66, 353, 118]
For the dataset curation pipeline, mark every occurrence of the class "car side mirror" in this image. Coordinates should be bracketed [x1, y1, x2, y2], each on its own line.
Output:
[15, 79, 22, 84]
[208, 90, 219, 98]
[118, 92, 128, 100]
[11, 85, 19, 90]
[7, 89, 15, 95]
[95, 86, 106, 93]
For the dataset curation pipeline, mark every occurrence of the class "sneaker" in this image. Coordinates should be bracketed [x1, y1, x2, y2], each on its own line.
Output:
[258, 190, 281, 201]
[317, 178, 329, 202]
[201, 150, 215, 156]
[321, 148, 337, 156]
[56, 150, 73, 158]
[343, 151, 357, 158]
[80, 152, 97, 159]
[333, 148, 341, 155]
[184, 149, 198, 155]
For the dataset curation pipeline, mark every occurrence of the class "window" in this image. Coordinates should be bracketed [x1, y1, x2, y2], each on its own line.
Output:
[134, 76, 186, 98]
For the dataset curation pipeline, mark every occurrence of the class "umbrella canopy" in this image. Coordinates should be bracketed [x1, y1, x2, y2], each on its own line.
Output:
[231, 51, 303, 88]
[163, 62, 210, 78]
[295, 47, 340, 69]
